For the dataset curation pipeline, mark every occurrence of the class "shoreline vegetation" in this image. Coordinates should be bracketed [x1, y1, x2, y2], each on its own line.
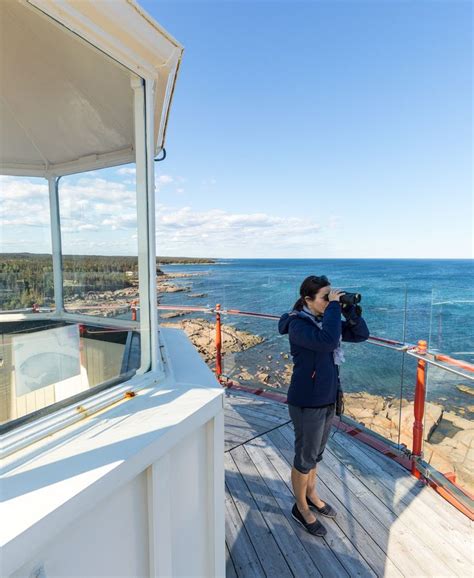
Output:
[2, 253, 472, 492]
[0, 253, 215, 311]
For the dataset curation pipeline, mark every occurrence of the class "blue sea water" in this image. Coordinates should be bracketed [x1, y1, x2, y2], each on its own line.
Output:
[160, 259, 474, 414]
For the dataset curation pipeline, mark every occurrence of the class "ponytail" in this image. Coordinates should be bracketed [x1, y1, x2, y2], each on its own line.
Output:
[292, 297, 304, 311]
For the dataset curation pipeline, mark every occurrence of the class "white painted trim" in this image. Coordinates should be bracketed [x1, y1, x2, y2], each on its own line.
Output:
[207, 410, 226, 577]
[2, 389, 223, 576]
[0, 312, 139, 330]
[144, 79, 161, 374]
[147, 455, 172, 577]
[0, 372, 159, 461]
[48, 176, 64, 313]
[132, 77, 152, 375]
[60, 312, 139, 331]
[0, 148, 135, 178]
[0, 312, 57, 322]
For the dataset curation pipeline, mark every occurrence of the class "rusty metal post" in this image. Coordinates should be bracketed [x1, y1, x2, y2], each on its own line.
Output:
[215, 303, 222, 380]
[412, 339, 427, 477]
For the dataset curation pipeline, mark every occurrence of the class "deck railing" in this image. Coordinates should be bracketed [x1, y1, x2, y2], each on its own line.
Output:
[2, 301, 473, 517]
[155, 302, 474, 518]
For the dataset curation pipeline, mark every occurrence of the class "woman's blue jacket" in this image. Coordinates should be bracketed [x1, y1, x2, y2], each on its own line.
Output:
[278, 302, 369, 407]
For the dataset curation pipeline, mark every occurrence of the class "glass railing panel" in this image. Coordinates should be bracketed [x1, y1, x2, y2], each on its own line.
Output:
[422, 284, 474, 495]
[0, 176, 54, 313]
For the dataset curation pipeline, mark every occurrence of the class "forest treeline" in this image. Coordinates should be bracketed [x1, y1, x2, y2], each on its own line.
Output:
[0, 253, 215, 310]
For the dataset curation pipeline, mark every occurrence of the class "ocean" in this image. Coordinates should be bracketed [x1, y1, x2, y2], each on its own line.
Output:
[159, 259, 474, 415]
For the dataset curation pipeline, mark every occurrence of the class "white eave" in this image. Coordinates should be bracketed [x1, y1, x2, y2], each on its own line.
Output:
[0, 0, 183, 177]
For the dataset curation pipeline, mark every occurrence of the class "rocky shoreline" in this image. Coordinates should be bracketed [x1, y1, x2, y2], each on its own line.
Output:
[64, 268, 473, 494]
[161, 318, 263, 363]
[64, 270, 208, 316]
[161, 319, 472, 493]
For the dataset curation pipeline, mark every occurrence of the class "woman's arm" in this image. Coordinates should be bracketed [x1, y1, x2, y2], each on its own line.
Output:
[288, 302, 342, 351]
[341, 306, 369, 342]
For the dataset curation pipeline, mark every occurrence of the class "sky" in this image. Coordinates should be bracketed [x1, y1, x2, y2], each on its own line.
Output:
[1, 0, 472, 258]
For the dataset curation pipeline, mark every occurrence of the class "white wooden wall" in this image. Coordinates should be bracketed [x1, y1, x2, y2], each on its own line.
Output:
[10, 414, 224, 578]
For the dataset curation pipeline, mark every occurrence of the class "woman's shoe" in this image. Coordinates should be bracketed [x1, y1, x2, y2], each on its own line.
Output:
[291, 504, 327, 537]
[306, 496, 337, 518]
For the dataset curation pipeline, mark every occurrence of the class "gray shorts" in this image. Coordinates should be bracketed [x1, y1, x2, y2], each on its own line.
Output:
[288, 404, 335, 474]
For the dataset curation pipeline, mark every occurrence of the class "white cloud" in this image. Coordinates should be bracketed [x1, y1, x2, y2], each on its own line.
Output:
[116, 167, 136, 176]
[1, 175, 327, 257]
[155, 206, 324, 257]
[157, 174, 174, 184]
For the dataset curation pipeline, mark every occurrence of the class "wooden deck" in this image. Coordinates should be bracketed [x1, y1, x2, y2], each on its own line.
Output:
[224, 389, 473, 578]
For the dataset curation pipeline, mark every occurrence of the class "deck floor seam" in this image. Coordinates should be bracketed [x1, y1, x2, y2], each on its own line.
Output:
[224, 419, 291, 453]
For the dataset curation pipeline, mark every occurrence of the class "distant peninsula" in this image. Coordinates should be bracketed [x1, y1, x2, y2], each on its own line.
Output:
[0, 253, 216, 310]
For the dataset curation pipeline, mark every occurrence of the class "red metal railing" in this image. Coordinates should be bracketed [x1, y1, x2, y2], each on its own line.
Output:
[9, 301, 472, 515]
[154, 302, 474, 518]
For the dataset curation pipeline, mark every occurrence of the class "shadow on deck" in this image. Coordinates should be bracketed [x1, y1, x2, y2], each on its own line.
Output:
[224, 389, 472, 578]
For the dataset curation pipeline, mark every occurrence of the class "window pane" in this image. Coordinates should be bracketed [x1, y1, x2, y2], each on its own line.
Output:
[0, 176, 54, 312]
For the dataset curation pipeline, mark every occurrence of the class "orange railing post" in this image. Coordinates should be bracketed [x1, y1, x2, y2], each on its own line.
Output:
[412, 339, 428, 477]
[215, 303, 222, 380]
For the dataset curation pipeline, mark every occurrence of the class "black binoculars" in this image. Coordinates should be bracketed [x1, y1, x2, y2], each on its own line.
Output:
[340, 292, 361, 306]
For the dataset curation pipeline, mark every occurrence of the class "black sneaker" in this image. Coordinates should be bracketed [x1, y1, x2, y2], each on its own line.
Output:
[291, 503, 327, 537]
[306, 496, 337, 518]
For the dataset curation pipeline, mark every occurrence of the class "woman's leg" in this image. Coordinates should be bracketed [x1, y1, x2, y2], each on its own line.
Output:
[291, 467, 317, 524]
[306, 466, 326, 509]
[307, 405, 335, 508]
[288, 404, 317, 523]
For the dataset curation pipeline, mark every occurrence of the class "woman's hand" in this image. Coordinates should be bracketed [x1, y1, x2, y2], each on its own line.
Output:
[328, 289, 345, 302]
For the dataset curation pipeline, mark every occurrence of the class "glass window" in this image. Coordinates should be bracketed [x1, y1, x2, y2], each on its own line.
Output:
[0, 176, 54, 313]
[0, 166, 147, 432]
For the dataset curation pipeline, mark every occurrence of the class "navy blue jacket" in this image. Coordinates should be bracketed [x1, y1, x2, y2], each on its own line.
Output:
[278, 302, 369, 407]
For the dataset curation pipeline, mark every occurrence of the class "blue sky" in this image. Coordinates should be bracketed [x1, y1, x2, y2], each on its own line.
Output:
[2, 0, 472, 258]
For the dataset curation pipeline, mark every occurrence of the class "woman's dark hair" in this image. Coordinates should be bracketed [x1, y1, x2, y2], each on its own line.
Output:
[292, 275, 330, 311]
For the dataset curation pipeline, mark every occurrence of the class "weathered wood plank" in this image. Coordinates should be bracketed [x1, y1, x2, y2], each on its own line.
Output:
[224, 391, 289, 418]
[225, 424, 262, 446]
[225, 485, 266, 578]
[225, 407, 284, 429]
[254, 434, 405, 577]
[328, 432, 473, 570]
[242, 439, 349, 578]
[274, 425, 434, 577]
[332, 430, 473, 533]
[225, 395, 472, 578]
[225, 452, 293, 577]
[226, 543, 238, 578]
[231, 444, 322, 578]
[226, 402, 289, 425]
[315, 434, 457, 577]
[224, 413, 282, 436]
[247, 436, 391, 578]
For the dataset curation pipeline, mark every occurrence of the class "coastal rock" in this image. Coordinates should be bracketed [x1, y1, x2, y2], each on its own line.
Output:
[160, 311, 188, 319]
[456, 384, 474, 396]
[161, 318, 264, 363]
[343, 392, 473, 492]
[344, 392, 387, 422]
[158, 283, 188, 293]
[256, 372, 271, 384]
[388, 401, 443, 442]
[237, 369, 253, 381]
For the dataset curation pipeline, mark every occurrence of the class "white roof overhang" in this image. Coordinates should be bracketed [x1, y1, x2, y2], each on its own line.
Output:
[0, 0, 183, 177]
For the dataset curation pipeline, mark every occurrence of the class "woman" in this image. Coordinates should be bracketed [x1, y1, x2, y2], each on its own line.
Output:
[279, 275, 369, 537]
